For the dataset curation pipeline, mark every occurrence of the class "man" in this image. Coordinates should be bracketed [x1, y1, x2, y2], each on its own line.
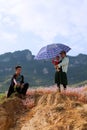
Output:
[7, 65, 29, 98]
[57, 51, 69, 92]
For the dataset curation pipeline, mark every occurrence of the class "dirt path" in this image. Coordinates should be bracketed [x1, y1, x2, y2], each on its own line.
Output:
[10, 93, 87, 130]
[0, 88, 87, 130]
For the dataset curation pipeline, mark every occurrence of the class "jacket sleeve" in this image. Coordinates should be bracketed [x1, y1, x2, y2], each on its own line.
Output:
[7, 75, 15, 98]
[58, 57, 69, 68]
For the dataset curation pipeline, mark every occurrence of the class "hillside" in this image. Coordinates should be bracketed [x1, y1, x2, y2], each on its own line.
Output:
[0, 86, 87, 130]
[0, 50, 87, 92]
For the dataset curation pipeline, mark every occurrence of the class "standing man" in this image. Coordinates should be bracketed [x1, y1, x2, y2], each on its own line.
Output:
[57, 51, 69, 92]
[7, 65, 29, 98]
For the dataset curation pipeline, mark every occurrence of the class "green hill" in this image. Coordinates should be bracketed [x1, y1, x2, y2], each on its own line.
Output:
[0, 50, 87, 92]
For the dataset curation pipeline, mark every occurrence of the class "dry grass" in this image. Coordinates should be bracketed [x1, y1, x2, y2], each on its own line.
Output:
[22, 85, 87, 108]
[0, 85, 87, 130]
[20, 85, 87, 130]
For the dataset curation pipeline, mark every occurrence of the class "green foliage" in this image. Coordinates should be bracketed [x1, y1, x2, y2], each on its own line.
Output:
[0, 93, 6, 104]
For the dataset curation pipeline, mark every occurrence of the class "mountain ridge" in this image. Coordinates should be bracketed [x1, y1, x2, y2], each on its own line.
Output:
[0, 50, 87, 57]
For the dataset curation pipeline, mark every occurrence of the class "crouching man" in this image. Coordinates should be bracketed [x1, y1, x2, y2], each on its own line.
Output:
[7, 65, 29, 98]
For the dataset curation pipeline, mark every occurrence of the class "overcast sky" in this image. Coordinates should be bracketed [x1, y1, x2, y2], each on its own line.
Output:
[0, 0, 87, 56]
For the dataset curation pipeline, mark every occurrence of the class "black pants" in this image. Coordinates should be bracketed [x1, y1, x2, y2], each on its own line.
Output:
[55, 71, 67, 90]
[57, 83, 66, 88]
[7, 83, 29, 98]
[7, 85, 14, 98]
[16, 83, 29, 95]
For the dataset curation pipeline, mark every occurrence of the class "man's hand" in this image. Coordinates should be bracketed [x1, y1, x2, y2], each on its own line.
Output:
[20, 83, 24, 88]
[55, 65, 60, 72]
[17, 83, 21, 87]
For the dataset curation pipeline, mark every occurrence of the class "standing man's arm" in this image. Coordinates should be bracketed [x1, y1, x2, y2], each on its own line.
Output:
[58, 57, 69, 73]
[58, 57, 69, 67]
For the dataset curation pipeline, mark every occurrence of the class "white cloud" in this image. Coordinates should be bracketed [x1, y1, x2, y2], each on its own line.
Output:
[0, 0, 87, 55]
[0, 31, 17, 42]
[2, 16, 15, 26]
[5, 0, 87, 41]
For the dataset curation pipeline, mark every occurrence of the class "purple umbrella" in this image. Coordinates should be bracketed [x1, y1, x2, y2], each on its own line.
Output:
[34, 43, 71, 60]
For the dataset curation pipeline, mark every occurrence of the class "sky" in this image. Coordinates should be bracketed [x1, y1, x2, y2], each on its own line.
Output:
[0, 0, 87, 56]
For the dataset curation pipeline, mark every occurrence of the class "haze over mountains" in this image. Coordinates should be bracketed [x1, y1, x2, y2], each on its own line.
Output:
[0, 49, 87, 92]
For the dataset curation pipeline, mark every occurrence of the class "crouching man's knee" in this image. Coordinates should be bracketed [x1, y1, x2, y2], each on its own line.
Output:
[25, 83, 29, 89]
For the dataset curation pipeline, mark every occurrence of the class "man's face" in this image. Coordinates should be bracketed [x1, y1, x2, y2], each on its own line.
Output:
[16, 68, 21, 74]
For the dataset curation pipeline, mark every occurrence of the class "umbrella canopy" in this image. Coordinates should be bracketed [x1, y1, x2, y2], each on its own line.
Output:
[34, 43, 71, 60]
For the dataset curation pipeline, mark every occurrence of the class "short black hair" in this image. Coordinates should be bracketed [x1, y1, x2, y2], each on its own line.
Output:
[15, 65, 22, 70]
[60, 51, 66, 54]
